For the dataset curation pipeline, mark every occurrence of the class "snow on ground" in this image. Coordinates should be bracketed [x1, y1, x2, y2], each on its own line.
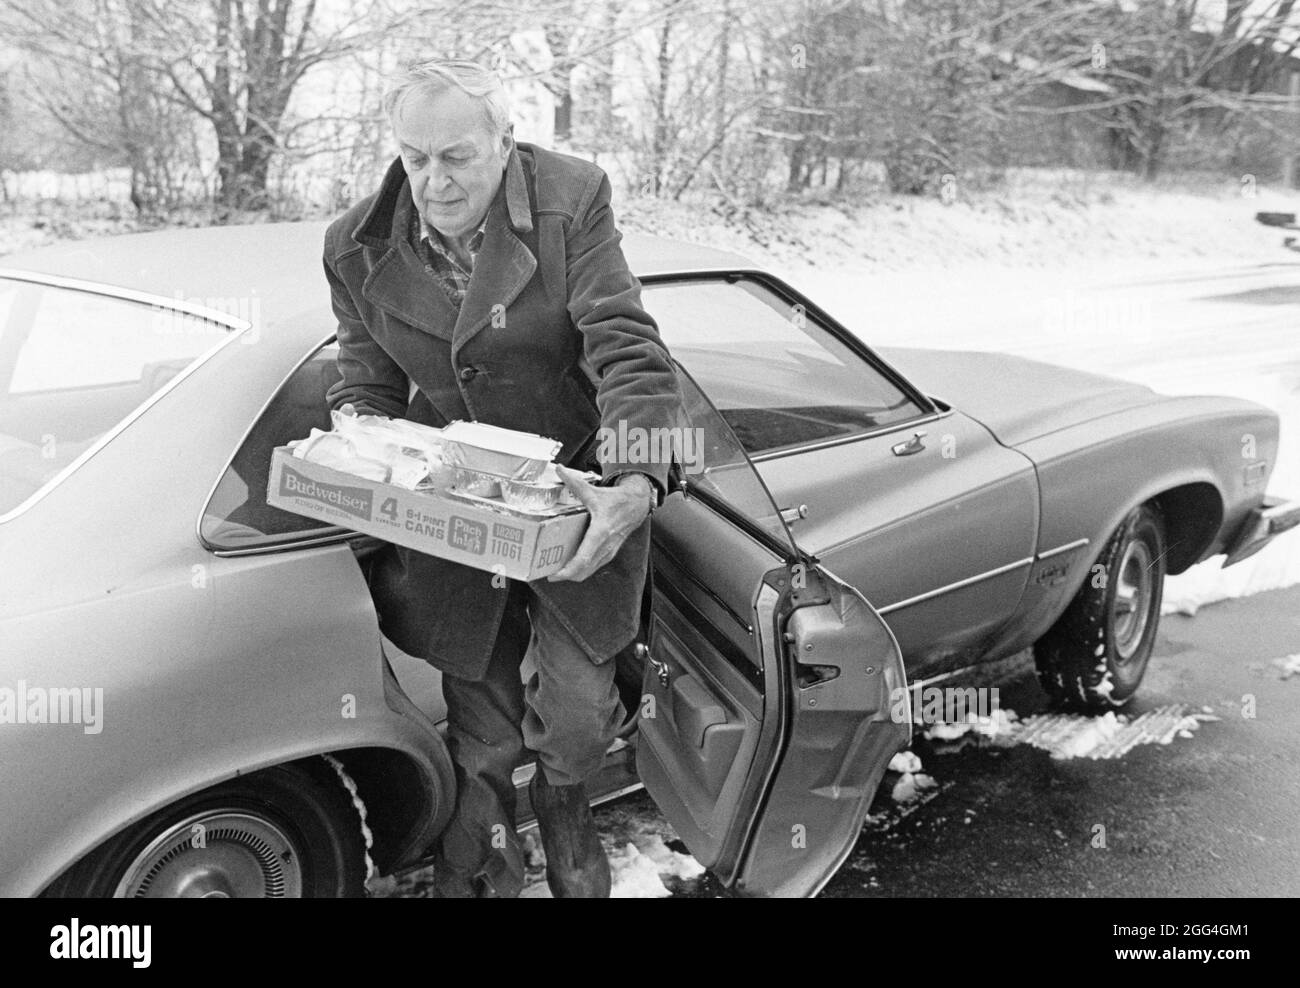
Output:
[914, 703, 1220, 760]
[1272, 653, 1300, 679]
[889, 769, 939, 804]
[623, 169, 1296, 275]
[887, 750, 923, 773]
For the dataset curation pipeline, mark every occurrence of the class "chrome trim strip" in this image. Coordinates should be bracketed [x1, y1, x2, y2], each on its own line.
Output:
[909, 668, 969, 690]
[1035, 537, 1090, 560]
[639, 264, 768, 281]
[196, 331, 341, 554]
[749, 408, 953, 463]
[207, 529, 356, 557]
[0, 273, 251, 525]
[829, 542, 1088, 621]
[0, 268, 251, 331]
[876, 556, 1035, 616]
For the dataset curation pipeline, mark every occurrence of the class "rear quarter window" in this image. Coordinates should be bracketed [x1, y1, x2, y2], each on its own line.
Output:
[200, 340, 344, 551]
[0, 276, 234, 518]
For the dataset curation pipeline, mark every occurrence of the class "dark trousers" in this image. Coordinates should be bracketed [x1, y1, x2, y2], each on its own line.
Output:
[434, 579, 626, 896]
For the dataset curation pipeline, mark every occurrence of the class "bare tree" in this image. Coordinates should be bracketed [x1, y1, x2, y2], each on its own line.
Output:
[1084, 0, 1300, 179]
[2, 0, 432, 216]
[131, 0, 377, 213]
[1, 0, 206, 215]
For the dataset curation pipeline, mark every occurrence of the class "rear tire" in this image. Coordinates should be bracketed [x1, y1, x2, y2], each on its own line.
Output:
[1033, 503, 1166, 711]
[44, 761, 367, 898]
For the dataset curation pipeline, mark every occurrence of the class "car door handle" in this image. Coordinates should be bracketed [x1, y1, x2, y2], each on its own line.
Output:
[648, 655, 671, 688]
[636, 642, 672, 687]
[891, 431, 927, 456]
[779, 504, 808, 525]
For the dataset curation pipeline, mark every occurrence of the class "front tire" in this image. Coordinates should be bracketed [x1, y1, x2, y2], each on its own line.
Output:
[1033, 503, 1166, 711]
[45, 762, 367, 898]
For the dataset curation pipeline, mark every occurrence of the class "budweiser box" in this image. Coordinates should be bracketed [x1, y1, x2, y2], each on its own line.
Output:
[267, 446, 589, 580]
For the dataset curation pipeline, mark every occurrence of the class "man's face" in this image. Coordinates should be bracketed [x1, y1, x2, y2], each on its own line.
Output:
[394, 85, 511, 239]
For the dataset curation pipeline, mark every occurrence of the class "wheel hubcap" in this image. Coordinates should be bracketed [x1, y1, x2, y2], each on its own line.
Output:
[114, 811, 304, 898]
[1112, 538, 1153, 664]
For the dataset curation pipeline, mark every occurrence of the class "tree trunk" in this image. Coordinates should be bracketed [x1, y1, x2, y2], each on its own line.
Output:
[712, 0, 731, 171]
[553, 90, 573, 144]
[650, 2, 676, 196]
[1141, 120, 1166, 181]
[786, 140, 806, 192]
[544, 17, 576, 146]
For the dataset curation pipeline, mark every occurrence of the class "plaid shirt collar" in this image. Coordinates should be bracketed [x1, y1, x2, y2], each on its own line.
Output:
[417, 209, 489, 274]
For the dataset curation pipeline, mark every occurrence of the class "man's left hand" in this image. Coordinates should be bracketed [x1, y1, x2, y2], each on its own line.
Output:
[546, 468, 652, 582]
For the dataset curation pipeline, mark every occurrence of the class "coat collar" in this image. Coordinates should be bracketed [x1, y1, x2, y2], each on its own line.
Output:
[352, 142, 537, 353]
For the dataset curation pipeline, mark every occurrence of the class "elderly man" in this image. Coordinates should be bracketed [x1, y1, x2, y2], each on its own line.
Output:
[322, 59, 683, 898]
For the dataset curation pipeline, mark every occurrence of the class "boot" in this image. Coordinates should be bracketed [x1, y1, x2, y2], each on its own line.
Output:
[430, 868, 481, 898]
[428, 832, 525, 899]
[528, 768, 611, 898]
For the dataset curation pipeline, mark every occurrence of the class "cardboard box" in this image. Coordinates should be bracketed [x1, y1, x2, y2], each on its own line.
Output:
[267, 446, 589, 580]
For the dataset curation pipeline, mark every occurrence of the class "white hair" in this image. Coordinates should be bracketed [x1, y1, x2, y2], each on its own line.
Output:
[382, 58, 512, 141]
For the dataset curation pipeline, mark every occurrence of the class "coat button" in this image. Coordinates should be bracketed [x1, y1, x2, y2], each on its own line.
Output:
[459, 366, 477, 382]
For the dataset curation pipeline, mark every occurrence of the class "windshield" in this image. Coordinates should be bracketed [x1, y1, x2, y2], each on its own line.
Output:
[0, 276, 234, 517]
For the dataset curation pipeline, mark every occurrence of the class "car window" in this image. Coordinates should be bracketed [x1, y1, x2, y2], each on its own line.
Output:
[641, 277, 924, 455]
[0, 276, 234, 517]
[200, 340, 342, 551]
[673, 362, 797, 554]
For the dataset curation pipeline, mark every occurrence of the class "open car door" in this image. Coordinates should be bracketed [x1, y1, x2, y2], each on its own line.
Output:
[636, 367, 912, 897]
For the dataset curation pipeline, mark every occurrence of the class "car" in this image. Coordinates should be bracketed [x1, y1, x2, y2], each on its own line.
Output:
[0, 222, 1295, 899]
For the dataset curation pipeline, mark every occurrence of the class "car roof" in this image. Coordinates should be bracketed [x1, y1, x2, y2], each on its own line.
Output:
[0, 221, 758, 328]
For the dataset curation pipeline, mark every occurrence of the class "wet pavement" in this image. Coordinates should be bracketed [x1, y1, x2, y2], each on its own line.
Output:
[603, 584, 1300, 898]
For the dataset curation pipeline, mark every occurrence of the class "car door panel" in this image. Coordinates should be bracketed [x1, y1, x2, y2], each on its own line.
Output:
[737, 578, 909, 897]
[637, 366, 911, 896]
[639, 502, 911, 895]
[639, 496, 777, 871]
[757, 410, 1038, 678]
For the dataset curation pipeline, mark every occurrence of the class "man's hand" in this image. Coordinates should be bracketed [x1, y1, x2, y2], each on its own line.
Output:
[546, 468, 652, 582]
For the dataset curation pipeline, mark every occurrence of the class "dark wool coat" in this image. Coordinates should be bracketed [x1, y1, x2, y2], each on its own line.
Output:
[323, 140, 683, 680]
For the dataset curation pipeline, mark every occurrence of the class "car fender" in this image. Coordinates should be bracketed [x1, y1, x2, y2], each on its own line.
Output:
[1, 543, 454, 897]
[987, 396, 1276, 658]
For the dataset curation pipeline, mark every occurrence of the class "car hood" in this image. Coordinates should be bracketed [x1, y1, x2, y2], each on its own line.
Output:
[875, 346, 1165, 447]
